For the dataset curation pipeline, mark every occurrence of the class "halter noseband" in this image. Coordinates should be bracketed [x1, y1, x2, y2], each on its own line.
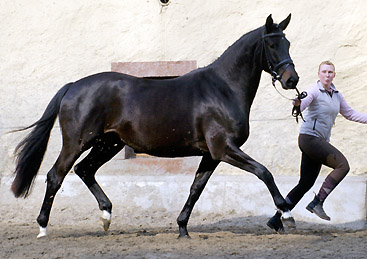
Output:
[261, 32, 294, 86]
[261, 31, 307, 123]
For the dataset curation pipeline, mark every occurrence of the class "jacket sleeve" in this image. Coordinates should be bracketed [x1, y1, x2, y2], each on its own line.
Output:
[339, 93, 367, 123]
[300, 83, 319, 112]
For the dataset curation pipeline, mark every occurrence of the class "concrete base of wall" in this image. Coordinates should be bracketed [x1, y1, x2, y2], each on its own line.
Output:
[1, 171, 366, 230]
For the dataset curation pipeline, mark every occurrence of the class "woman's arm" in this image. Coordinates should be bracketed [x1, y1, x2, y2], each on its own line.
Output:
[299, 83, 319, 112]
[339, 93, 367, 123]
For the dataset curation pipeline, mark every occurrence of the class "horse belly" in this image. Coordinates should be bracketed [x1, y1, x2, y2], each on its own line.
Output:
[106, 80, 207, 156]
[118, 124, 206, 157]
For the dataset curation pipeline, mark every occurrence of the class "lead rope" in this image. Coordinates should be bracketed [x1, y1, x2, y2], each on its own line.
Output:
[292, 88, 307, 123]
[272, 81, 307, 123]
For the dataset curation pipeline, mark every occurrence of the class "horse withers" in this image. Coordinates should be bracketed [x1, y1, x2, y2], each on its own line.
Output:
[11, 14, 299, 238]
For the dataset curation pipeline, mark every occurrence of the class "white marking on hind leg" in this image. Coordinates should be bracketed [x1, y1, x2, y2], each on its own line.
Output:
[100, 210, 111, 231]
[281, 211, 292, 219]
[281, 211, 296, 228]
[37, 227, 47, 238]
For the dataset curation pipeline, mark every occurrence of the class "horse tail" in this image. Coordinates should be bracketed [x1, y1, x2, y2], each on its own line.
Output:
[11, 83, 73, 198]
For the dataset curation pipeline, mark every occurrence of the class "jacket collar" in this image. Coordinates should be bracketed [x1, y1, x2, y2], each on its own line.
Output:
[317, 80, 339, 93]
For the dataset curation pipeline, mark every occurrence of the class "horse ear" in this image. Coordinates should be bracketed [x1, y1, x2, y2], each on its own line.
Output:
[265, 14, 273, 33]
[279, 13, 291, 31]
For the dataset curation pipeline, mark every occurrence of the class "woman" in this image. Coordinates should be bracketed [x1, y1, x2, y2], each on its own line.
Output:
[267, 61, 367, 232]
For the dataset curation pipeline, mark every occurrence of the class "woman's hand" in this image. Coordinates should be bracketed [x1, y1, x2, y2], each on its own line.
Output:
[293, 98, 301, 106]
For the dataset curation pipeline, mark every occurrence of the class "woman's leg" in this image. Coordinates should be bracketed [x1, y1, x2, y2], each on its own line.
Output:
[302, 135, 350, 220]
[285, 151, 322, 209]
[267, 134, 322, 232]
[268, 134, 350, 229]
[317, 148, 350, 200]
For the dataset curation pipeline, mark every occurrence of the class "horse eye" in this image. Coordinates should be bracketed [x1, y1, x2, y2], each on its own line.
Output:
[269, 43, 277, 49]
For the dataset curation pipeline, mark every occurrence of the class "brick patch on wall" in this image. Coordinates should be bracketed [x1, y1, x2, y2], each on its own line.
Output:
[111, 60, 197, 159]
[111, 60, 197, 77]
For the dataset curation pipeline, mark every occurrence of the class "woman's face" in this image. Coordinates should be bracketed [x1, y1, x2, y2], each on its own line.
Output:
[318, 64, 336, 88]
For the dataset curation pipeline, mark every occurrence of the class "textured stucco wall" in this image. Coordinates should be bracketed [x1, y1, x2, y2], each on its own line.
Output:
[1, 0, 367, 181]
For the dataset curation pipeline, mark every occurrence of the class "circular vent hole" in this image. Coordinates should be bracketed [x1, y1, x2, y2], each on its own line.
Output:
[159, 0, 170, 5]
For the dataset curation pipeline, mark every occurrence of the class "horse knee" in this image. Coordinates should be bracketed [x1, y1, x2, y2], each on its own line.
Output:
[254, 165, 273, 182]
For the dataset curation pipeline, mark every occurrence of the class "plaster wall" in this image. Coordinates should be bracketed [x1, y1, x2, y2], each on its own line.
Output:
[1, 0, 367, 181]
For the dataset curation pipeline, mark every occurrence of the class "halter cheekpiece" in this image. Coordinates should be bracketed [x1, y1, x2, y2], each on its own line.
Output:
[262, 30, 306, 123]
[261, 31, 294, 86]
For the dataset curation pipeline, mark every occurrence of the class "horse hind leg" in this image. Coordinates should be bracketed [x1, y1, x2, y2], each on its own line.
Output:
[36, 146, 82, 238]
[73, 132, 124, 232]
[177, 154, 220, 238]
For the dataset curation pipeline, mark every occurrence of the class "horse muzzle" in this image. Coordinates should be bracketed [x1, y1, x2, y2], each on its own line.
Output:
[279, 64, 299, 90]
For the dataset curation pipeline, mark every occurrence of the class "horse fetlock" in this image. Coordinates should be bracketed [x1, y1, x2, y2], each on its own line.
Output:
[176, 216, 188, 227]
[99, 201, 112, 212]
[37, 214, 48, 229]
[274, 197, 289, 212]
[178, 226, 190, 239]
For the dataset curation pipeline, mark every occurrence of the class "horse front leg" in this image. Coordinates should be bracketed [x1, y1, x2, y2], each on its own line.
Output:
[177, 154, 220, 238]
[217, 142, 294, 224]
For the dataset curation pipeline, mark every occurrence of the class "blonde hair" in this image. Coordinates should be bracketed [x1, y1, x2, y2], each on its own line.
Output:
[318, 61, 335, 72]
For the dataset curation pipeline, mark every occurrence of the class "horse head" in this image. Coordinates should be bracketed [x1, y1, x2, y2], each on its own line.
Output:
[262, 14, 299, 90]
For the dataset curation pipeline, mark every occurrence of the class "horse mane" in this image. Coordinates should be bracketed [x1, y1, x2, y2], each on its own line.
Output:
[211, 26, 264, 69]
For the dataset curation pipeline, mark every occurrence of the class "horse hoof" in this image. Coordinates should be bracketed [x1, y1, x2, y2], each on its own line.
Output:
[178, 234, 191, 239]
[266, 213, 285, 233]
[100, 210, 111, 231]
[37, 227, 47, 238]
[100, 217, 111, 231]
[281, 211, 296, 228]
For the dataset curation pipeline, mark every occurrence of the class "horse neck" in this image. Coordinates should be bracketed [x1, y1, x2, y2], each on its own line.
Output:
[211, 27, 264, 108]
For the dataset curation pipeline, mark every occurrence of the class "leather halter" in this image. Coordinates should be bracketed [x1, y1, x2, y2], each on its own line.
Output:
[261, 32, 294, 87]
[261, 31, 307, 123]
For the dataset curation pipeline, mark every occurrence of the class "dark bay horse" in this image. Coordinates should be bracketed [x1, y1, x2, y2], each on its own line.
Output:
[11, 14, 299, 238]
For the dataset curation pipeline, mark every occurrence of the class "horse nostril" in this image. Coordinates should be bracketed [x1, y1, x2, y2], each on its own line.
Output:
[294, 76, 299, 85]
[287, 76, 299, 88]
